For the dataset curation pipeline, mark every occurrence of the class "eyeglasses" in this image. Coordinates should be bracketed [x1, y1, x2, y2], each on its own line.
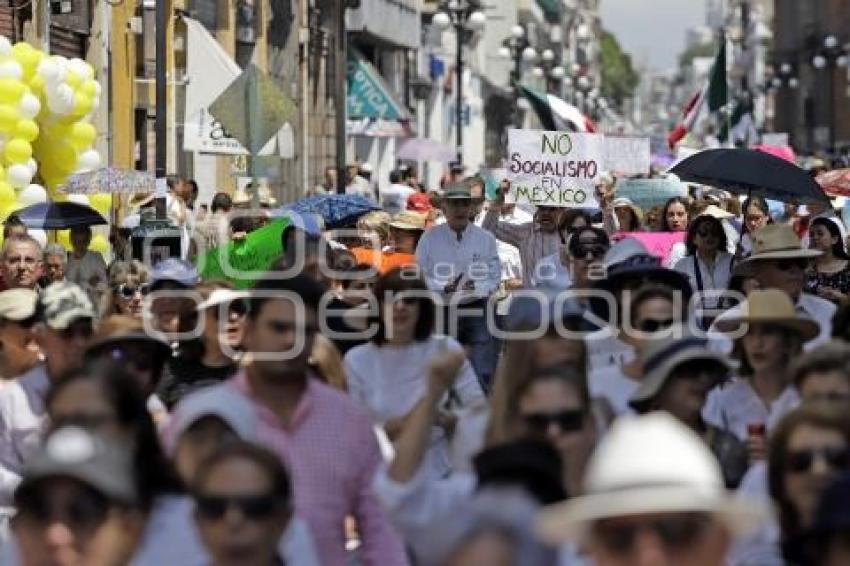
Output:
[195, 494, 284, 521]
[571, 242, 608, 259]
[116, 283, 151, 299]
[592, 513, 712, 554]
[786, 446, 850, 473]
[522, 409, 585, 433]
[774, 259, 808, 272]
[636, 318, 674, 333]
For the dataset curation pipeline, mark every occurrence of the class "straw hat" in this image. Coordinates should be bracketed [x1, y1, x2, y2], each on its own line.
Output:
[629, 325, 735, 412]
[612, 197, 644, 223]
[734, 224, 821, 277]
[388, 210, 427, 231]
[699, 204, 735, 220]
[713, 289, 820, 341]
[85, 314, 171, 359]
[128, 193, 155, 209]
[535, 412, 768, 544]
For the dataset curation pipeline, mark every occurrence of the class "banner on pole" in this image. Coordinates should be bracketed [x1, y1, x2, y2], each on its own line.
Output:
[506, 129, 604, 207]
[614, 177, 688, 211]
[604, 136, 651, 176]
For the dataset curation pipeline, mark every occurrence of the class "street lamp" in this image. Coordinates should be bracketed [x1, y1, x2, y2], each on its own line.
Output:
[500, 24, 535, 126]
[810, 35, 849, 149]
[433, 1, 486, 166]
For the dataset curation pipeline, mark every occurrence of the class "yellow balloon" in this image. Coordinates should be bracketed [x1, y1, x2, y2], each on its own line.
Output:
[90, 234, 108, 254]
[28, 75, 45, 94]
[0, 201, 22, 220]
[0, 182, 14, 205]
[57, 229, 71, 249]
[65, 71, 81, 88]
[72, 94, 93, 117]
[4, 138, 32, 164]
[14, 119, 38, 142]
[0, 79, 25, 105]
[70, 122, 96, 149]
[0, 105, 18, 132]
[80, 80, 98, 99]
[53, 144, 77, 173]
[90, 193, 111, 215]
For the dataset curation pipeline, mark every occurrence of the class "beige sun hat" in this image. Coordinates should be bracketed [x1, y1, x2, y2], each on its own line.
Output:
[713, 289, 820, 341]
[535, 412, 769, 544]
[388, 210, 427, 231]
[699, 204, 735, 220]
[628, 325, 736, 412]
[734, 224, 821, 276]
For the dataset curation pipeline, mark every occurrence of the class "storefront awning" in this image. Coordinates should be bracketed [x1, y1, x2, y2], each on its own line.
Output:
[347, 51, 411, 122]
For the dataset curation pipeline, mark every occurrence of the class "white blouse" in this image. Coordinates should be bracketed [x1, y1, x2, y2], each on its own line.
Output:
[674, 251, 735, 309]
[703, 377, 800, 442]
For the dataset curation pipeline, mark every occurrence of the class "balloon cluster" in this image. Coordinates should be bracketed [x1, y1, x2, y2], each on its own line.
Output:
[0, 38, 108, 223]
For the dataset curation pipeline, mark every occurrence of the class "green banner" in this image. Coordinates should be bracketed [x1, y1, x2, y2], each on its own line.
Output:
[198, 217, 290, 289]
[346, 52, 409, 121]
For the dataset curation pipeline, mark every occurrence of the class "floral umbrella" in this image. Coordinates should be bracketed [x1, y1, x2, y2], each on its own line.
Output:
[59, 167, 155, 195]
[816, 169, 850, 197]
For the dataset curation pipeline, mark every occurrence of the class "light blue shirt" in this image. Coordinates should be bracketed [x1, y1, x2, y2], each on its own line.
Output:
[415, 223, 501, 298]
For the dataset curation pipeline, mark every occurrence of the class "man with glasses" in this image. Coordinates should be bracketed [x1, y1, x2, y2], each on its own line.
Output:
[0, 281, 95, 506]
[220, 274, 408, 565]
[710, 224, 834, 349]
[0, 236, 42, 291]
[537, 412, 768, 566]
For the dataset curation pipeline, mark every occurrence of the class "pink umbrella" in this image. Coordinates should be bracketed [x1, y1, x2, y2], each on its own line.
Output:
[816, 169, 850, 197]
[752, 144, 797, 164]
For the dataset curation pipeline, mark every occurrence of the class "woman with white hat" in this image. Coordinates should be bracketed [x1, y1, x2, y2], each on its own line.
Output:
[705, 289, 818, 447]
[805, 215, 850, 303]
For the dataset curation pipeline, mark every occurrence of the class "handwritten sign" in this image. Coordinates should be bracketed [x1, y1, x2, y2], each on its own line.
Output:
[614, 177, 688, 211]
[506, 129, 603, 207]
[604, 136, 650, 176]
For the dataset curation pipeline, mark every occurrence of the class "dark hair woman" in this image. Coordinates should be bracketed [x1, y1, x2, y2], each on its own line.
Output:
[739, 196, 774, 257]
[805, 216, 850, 303]
[342, 268, 486, 479]
[661, 196, 691, 268]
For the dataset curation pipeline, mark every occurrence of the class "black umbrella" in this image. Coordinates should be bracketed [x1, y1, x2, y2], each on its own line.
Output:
[16, 201, 107, 230]
[669, 148, 830, 204]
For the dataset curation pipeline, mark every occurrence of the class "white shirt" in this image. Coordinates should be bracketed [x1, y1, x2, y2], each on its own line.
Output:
[586, 331, 634, 373]
[415, 223, 501, 298]
[588, 364, 640, 416]
[727, 462, 783, 566]
[0, 365, 48, 506]
[65, 250, 107, 306]
[346, 175, 374, 201]
[708, 292, 836, 352]
[532, 252, 572, 290]
[703, 378, 800, 442]
[379, 184, 415, 215]
[344, 336, 485, 479]
[673, 251, 735, 309]
[665, 241, 688, 268]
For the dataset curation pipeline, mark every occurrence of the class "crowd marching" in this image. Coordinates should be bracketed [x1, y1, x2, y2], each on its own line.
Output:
[1, 159, 850, 566]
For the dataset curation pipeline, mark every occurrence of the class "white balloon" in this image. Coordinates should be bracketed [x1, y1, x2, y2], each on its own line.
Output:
[25, 158, 37, 176]
[18, 93, 41, 120]
[0, 37, 12, 58]
[18, 184, 47, 206]
[28, 229, 47, 248]
[6, 164, 32, 189]
[76, 149, 101, 172]
[46, 84, 74, 115]
[0, 61, 23, 80]
[69, 58, 91, 80]
[67, 194, 90, 206]
[36, 59, 61, 84]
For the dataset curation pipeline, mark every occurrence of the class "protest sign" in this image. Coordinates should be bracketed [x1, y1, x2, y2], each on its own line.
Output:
[506, 129, 604, 207]
[761, 132, 789, 147]
[614, 177, 688, 211]
[604, 136, 650, 176]
[614, 232, 685, 265]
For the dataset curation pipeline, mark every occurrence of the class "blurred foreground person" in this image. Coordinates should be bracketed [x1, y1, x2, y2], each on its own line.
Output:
[8, 427, 145, 566]
[803, 473, 850, 566]
[536, 412, 768, 566]
[0, 290, 39, 385]
[192, 442, 308, 566]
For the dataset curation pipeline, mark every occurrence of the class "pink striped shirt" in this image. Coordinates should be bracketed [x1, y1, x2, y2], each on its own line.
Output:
[228, 371, 409, 566]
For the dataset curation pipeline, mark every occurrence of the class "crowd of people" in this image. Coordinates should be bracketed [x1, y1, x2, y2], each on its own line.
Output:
[1, 157, 850, 566]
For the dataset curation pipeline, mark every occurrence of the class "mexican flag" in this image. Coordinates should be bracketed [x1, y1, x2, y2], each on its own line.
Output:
[518, 85, 597, 133]
[667, 40, 727, 149]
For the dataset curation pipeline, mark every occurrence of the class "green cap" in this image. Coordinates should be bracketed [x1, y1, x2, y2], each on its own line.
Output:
[443, 184, 473, 200]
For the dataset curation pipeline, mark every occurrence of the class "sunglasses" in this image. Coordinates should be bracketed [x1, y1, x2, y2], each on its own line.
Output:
[116, 283, 151, 299]
[774, 258, 808, 272]
[195, 494, 284, 521]
[211, 299, 248, 318]
[571, 242, 608, 259]
[17, 488, 109, 530]
[522, 409, 585, 433]
[637, 318, 674, 333]
[593, 513, 711, 554]
[786, 446, 850, 473]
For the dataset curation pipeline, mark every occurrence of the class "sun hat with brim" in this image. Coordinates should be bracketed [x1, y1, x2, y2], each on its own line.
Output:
[196, 289, 250, 312]
[85, 314, 171, 359]
[17, 427, 137, 506]
[733, 224, 821, 277]
[629, 327, 736, 412]
[164, 386, 258, 455]
[388, 210, 427, 231]
[128, 193, 155, 209]
[535, 412, 769, 545]
[594, 238, 692, 297]
[699, 204, 735, 220]
[612, 197, 644, 223]
[713, 289, 820, 341]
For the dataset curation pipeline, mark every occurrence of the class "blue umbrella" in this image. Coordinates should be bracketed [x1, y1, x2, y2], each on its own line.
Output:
[16, 201, 107, 230]
[274, 194, 380, 229]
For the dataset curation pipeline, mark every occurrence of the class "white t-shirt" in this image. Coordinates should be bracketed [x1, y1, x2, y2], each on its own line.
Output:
[703, 377, 800, 442]
[344, 335, 486, 478]
[588, 364, 640, 416]
[379, 183, 415, 215]
[65, 250, 107, 305]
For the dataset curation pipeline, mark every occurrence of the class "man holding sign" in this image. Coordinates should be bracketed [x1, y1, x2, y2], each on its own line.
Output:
[484, 129, 605, 287]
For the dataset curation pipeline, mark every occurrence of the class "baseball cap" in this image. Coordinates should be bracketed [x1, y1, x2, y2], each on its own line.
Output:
[0, 288, 38, 321]
[39, 281, 96, 330]
[407, 192, 433, 213]
[16, 426, 137, 506]
[150, 258, 200, 289]
[443, 184, 474, 200]
[388, 210, 427, 231]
